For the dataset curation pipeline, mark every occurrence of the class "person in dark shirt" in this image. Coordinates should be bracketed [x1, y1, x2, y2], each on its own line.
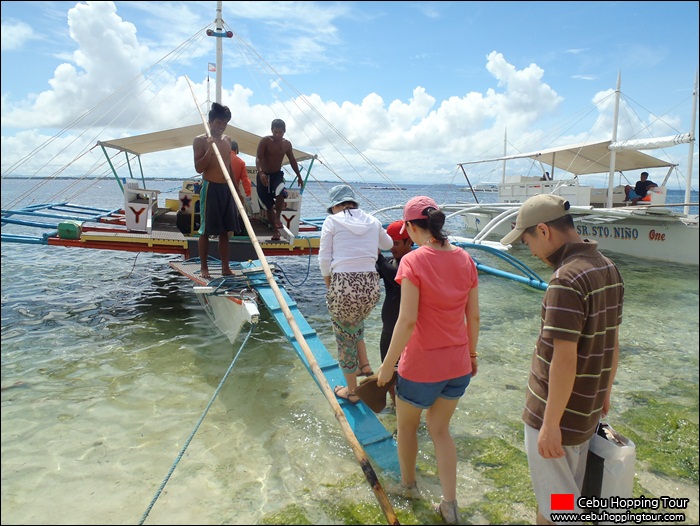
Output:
[634, 171, 658, 198]
[626, 171, 658, 204]
[375, 220, 413, 407]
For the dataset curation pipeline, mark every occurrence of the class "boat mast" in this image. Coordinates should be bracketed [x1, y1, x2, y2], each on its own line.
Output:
[214, 1, 224, 104]
[501, 128, 507, 183]
[606, 72, 622, 208]
[206, 0, 233, 105]
[684, 71, 698, 215]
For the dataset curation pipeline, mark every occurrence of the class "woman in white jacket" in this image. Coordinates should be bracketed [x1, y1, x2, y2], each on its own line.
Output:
[319, 185, 393, 404]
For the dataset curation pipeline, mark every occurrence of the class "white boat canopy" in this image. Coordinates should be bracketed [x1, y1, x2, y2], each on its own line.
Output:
[458, 140, 676, 176]
[97, 123, 315, 164]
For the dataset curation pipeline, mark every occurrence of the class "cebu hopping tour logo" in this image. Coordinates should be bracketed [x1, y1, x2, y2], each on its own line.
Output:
[550, 494, 689, 523]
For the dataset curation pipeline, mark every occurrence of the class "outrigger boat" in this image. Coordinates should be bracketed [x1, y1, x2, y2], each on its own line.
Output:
[2, 123, 320, 257]
[453, 72, 699, 266]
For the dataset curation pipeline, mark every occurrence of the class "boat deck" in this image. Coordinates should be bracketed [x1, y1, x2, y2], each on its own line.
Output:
[2, 203, 320, 260]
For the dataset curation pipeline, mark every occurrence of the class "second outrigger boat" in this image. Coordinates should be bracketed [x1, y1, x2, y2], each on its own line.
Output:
[454, 73, 699, 266]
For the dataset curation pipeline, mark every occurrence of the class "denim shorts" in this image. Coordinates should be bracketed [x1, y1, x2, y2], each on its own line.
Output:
[396, 373, 471, 409]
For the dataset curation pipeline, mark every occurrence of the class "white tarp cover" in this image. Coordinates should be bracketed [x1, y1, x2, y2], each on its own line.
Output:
[98, 123, 315, 163]
[609, 133, 691, 152]
[458, 140, 675, 176]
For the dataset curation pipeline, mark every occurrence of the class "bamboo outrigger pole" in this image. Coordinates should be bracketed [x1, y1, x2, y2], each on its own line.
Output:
[185, 77, 399, 525]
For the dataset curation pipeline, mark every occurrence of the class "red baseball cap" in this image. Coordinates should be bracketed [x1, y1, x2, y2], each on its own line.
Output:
[386, 220, 410, 241]
[400, 196, 439, 233]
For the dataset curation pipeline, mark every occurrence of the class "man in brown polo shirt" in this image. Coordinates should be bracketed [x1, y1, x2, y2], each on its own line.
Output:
[501, 195, 625, 525]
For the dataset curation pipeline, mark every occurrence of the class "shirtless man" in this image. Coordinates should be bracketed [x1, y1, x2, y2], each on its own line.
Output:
[192, 102, 240, 278]
[255, 119, 304, 240]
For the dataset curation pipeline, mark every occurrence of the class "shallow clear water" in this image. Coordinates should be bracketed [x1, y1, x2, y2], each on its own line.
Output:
[2, 179, 698, 524]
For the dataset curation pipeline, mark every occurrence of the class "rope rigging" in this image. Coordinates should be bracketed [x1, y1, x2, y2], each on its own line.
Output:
[138, 321, 257, 525]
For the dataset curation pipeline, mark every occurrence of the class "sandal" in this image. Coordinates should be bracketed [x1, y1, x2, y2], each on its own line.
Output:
[434, 499, 460, 525]
[358, 363, 374, 377]
[333, 385, 359, 404]
[401, 481, 420, 500]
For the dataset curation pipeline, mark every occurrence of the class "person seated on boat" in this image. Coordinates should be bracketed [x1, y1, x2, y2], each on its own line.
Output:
[626, 171, 658, 205]
[230, 140, 252, 214]
[318, 185, 393, 405]
[192, 102, 242, 279]
[255, 119, 304, 240]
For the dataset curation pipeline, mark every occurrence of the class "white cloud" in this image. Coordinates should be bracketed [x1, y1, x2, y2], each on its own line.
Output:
[1, 19, 35, 51]
[1, 1, 695, 190]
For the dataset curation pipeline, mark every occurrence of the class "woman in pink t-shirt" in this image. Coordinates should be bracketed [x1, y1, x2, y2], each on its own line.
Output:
[376, 196, 480, 525]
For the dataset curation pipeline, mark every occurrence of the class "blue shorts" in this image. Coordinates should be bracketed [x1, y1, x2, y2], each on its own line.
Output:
[627, 189, 642, 200]
[396, 373, 471, 409]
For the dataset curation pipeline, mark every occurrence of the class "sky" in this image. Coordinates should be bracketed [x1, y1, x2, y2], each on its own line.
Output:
[1, 1, 699, 190]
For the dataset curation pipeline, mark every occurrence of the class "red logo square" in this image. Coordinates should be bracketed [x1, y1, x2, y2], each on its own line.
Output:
[551, 493, 575, 510]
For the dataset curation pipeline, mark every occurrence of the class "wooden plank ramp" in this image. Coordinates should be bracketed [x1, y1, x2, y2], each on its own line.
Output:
[254, 280, 400, 476]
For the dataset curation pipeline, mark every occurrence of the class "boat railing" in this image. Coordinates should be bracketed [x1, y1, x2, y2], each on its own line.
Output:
[443, 203, 520, 243]
[474, 207, 520, 244]
[499, 178, 593, 206]
[1, 202, 123, 245]
[370, 203, 548, 290]
[449, 237, 547, 291]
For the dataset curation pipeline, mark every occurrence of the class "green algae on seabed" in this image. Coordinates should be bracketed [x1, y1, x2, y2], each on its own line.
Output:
[260, 503, 311, 525]
[259, 396, 699, 526]
[256, 463, 449, 525]
[257, 476, 395, 525]
[259, 487, 439, 525]
[455, 430, 537, 525]
[620, 391, 699, 484]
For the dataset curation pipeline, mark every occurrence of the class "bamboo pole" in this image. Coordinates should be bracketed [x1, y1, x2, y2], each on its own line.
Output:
[185, 77, 399, 525]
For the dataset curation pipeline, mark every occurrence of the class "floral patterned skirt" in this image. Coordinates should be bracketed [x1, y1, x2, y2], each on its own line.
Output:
[326, 271, 380, 373]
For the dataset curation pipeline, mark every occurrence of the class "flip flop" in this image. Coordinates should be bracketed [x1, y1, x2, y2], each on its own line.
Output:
[333, 385, 359, 404]
[358, 363, 374, 377]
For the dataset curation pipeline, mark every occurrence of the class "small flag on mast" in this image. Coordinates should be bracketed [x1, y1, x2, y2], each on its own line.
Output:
[208, 62, 216, 72]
